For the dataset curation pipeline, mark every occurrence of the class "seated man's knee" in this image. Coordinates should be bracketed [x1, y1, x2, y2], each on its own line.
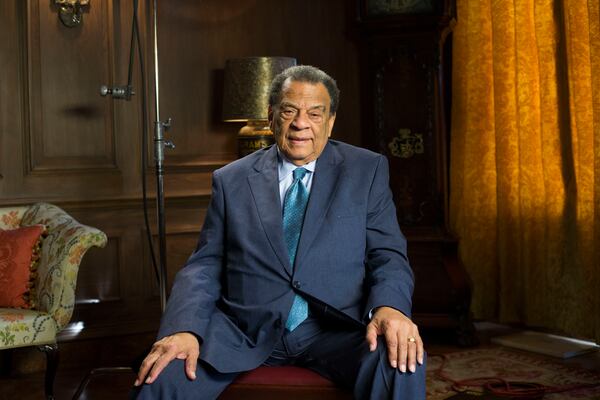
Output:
[365, 336, 427, 379]
[135, 358, 240, 400]
[135, 359, 191, 399]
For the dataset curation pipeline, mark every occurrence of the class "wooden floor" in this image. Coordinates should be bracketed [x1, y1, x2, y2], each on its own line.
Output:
[1, 323, 599, 400]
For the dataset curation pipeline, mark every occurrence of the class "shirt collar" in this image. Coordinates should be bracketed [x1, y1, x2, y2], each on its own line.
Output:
[277, 147, 317, 182]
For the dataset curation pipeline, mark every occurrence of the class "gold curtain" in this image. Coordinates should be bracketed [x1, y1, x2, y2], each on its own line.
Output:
[450, 0, 600, 342]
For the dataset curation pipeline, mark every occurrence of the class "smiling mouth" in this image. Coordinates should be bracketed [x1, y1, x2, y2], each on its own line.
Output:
[288, 137, 310, 143]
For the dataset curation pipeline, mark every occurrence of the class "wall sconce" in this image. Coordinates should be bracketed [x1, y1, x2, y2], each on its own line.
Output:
[54, 0, 90, 28]
[222, 57, 296, 157]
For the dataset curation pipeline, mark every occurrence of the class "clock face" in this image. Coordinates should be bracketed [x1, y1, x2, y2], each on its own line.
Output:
[366, 0, 435, 15]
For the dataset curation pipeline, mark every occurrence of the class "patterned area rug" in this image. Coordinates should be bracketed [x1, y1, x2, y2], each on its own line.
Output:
[426, 348, 600, 399]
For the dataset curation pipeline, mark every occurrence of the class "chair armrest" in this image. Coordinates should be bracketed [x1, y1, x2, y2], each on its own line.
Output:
[0, 206, 28, 229]
[21, 203, 107, 331]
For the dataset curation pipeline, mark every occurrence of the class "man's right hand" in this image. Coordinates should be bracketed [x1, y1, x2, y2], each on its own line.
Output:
[134, 332, 200, 386]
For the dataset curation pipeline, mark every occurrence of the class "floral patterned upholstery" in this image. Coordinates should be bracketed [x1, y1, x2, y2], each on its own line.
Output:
[0, 207, 27, 230]
[0, 203, 107, 349]
[0, 309, 56, 349]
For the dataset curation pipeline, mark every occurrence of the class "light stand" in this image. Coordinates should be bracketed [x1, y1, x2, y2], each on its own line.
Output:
[100, 0, 171, 311]
[74, 1, 171, 397]
[151, 0, 173, 312]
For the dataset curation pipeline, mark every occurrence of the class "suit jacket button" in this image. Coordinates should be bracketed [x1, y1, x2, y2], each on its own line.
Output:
[293, 281, 301, 289]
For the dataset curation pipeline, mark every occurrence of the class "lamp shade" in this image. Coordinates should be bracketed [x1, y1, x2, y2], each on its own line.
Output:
[222, 57, 297, 122]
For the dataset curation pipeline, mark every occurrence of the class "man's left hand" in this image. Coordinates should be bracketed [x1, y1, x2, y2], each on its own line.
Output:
[366, 306, 424, 373]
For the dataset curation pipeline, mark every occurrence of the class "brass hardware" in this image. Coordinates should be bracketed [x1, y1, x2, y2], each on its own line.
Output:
[54, 0, 90, 28]
[388, 128, 424, 158]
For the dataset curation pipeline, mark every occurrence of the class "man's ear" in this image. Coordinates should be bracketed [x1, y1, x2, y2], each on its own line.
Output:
[268, 106, 275, 130]
[327, 113, 336, 137]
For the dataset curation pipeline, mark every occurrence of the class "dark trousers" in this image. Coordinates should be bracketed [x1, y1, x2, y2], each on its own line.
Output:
[135, 316, 426, 399]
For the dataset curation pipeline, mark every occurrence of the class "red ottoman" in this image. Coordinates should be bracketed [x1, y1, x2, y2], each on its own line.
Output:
[220, 366, 353, 400]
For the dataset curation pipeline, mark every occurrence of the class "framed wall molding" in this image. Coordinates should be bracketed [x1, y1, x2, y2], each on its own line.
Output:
[24, 0, 118, 174]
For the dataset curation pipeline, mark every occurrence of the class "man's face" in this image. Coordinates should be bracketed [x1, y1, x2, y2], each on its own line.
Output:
[269, 80, 336, 166]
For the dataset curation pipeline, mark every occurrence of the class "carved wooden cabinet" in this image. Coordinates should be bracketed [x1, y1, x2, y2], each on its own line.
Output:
[354, 0, 476, 345]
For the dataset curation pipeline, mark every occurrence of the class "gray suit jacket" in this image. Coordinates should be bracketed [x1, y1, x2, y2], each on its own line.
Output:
[158, 140, 414, 373]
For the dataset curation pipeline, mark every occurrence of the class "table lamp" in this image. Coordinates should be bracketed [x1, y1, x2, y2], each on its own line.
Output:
[223, 57, 297, 157]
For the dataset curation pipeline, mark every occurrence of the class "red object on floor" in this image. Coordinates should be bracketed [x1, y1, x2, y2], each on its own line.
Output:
[220, 366, 353, 400]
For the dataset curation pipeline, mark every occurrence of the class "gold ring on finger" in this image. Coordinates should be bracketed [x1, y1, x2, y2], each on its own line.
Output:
[408, 337, 416, 343]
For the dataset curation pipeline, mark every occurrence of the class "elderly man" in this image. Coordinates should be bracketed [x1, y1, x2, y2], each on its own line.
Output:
[135, 65, 426, 399]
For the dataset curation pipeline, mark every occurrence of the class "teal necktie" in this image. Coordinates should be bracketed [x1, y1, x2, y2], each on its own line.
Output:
[283, 167, 309, 331]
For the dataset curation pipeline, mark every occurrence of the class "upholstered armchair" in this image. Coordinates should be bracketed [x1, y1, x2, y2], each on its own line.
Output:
[0, 203, 107, 400]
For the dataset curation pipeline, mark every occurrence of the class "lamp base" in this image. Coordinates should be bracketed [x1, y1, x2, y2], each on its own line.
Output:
[238, 120, 275, 158]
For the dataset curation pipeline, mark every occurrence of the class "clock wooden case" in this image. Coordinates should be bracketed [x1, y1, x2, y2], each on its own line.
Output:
[353, 0, 477, 345]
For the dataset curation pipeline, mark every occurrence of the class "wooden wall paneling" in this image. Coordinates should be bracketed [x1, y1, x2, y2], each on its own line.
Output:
[76, 236, 121, 303]
[73, 217, 160, 304]
[110, 0, 146, 198]
[0, 1, 25, 195]
[72, 208, 141, 312]
[0, 0, 148, 202]
[0, 0, 6, 181]
[154, 0, 361, 185]
[144, 196, 210, 293]
[26, 0, 117, 172]
[0, 0, 6, 182]
[156, 0, 255, 171]
[68, 200, 164, 301]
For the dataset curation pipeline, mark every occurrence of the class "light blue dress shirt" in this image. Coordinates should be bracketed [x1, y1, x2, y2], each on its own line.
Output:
[277, 151, 316, 208]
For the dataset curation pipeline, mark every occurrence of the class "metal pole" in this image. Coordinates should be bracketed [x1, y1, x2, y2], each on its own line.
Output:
[152, 0, 168, 313]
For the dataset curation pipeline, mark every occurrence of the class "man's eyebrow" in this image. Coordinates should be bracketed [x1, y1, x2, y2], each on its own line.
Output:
[279, 102, 299, 109]
[279, 102, 326, 111]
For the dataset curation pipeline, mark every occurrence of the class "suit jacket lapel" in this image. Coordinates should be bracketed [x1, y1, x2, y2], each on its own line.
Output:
[247, 146, 292, 276]
[295, 142, 343, 269]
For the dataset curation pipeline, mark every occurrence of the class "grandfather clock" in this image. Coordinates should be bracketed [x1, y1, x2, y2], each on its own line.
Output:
[354, 0, 476, 345]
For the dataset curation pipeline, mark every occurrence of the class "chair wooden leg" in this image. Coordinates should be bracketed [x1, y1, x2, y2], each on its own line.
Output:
[0, 348, 13, 376]
[39, 344, 59, 400]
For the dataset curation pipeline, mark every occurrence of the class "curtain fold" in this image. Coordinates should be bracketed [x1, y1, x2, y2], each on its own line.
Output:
[450, 0, 600, 342]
